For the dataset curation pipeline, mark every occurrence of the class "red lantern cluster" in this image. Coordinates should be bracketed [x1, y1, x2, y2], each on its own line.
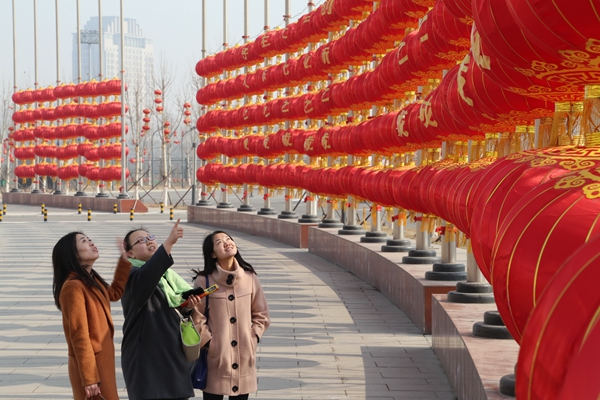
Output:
[11, 79, 126, 105]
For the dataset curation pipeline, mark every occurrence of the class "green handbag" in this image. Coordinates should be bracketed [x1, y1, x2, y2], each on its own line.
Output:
[176, 309, 201, 362]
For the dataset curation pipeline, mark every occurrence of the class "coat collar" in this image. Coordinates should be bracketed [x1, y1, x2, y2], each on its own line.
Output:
[213, 258, 245, 288]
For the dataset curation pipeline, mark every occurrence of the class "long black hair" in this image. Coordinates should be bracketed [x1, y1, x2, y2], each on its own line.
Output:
[192, 230, 256, 281]
[52, 231, 108, 310]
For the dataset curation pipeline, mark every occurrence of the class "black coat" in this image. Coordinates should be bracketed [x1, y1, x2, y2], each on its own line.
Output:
[120, 246, 194, 400]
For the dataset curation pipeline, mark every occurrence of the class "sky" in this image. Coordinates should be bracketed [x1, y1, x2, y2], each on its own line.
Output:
[0, 0, 320, 93]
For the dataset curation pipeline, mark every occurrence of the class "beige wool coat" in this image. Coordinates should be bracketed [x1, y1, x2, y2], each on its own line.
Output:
[193, 260, 270, 396]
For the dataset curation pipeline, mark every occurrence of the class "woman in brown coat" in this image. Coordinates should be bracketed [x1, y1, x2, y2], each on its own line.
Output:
[52, 232, 131, 400]
[192, 230, 270, 400]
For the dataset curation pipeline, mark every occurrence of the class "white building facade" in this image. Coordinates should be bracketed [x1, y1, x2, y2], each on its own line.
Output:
[72, 17, 154, 87]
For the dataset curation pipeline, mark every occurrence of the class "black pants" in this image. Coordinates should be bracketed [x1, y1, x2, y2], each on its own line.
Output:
[202, 393, 249, 400]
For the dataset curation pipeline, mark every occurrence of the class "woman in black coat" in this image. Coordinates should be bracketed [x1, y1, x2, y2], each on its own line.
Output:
[120, 220, 201, 400]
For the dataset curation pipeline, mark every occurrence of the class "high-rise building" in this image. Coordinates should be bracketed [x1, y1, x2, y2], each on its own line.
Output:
[71, 17, 154, 89]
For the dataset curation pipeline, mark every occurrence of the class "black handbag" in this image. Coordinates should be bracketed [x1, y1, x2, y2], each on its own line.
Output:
[191, 275, 209, 389]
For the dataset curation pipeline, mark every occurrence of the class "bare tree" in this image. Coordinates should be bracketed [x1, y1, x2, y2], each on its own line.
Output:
[0, 81, 14, 192]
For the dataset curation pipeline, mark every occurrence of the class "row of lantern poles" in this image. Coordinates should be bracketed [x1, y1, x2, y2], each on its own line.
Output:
[4, 0, 130, 199]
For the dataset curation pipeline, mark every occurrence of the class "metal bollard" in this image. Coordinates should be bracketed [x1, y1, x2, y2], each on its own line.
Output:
[87, 209, 92, 222]
[78, 203, 82, 215]
[44, 209, 48, 222]
[113, 202, 118, 214]
[170, 208, 174, 221]
[41, 203, 45, 215]
[0, 212, 3, 222]
[2, 203, 6, 215]
[130, 208, 134, 221]
[160, 202, 164, 214]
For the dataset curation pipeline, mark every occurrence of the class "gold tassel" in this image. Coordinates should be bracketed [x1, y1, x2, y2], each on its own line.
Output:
[258, 187, 264, 195]
[362, 207, 367, 229]
[446, 223, 455, 242]
[536, 117, 554, 149]
[582, 85, 600, 147]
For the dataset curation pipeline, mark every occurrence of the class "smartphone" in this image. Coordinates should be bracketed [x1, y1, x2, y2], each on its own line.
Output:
[182, 284, 220, 299]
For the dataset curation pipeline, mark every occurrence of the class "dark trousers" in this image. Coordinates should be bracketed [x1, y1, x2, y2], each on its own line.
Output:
[202, 393, 249, 400]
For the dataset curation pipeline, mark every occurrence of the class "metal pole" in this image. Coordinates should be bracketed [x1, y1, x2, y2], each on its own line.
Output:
[53, 0, 63, 195]
[196, 0, 211, 206]
[192, 141, 197, 205]
[95, 0, 108, 197]
[74, 0, 86, 196]
[237, 0, 254, 212]
[9, 0, 18, 192]
[31, 0, 41, 193]
[117, 0, 128, 199]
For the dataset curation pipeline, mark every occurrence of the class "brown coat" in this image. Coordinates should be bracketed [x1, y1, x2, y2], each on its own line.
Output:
[193, 260, 270, 396]
[60, 258, 131, 400]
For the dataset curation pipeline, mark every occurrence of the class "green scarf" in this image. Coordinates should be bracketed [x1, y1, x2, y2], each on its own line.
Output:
[129, 258, 192, 307]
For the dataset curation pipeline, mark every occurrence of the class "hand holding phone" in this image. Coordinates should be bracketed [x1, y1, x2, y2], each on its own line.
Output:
[180, 284, 219, 307]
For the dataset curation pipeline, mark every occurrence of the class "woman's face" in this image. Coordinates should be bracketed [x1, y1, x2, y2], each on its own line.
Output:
[211, 232, 237, 261]
[76, 234, 99, 267]
[127, 230, 158, 261]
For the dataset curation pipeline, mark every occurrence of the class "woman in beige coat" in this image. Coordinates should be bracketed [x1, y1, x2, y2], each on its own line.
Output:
[192, 230, 270, 400]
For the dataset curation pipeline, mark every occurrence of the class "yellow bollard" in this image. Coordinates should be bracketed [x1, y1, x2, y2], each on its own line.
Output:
[169, 208, 174, 221]
[130, 208, 134, 221]
[78, 203, 82, 215]
[160, 202, 164, 214]
[44, 209, 48, 222]
[113, 202, 118, 214]
[2, 203, 6, 215]
[87, 209, 92, 222]
[0, 212, 3, 222]
[41, 203, 45, 215]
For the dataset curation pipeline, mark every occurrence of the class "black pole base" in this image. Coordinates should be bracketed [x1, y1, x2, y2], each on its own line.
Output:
[318, 219, 343, 228]
[278, 210, 298, 219]
[499, 374, 516, 397]
[447, 282, 495, 303]
[298, 214, 320, 223]
[257, 207, 277, 215]
[425, 262, 467, 281]
[381, 238, 415, 252]
[473, 311, 513, 339]
[74, 191, 87, 197]
[9, 188, 19, 193]
[196, 200, 212, 206]
[217, 202, 235, 209]
[31, 189, 42, 194]
[95, 192, 109, 198]
[117, 194, 129, 200]
[338, 225, 366, 235]
[53, 190, 64, 195]
[360, 231, 388, 243]
[402, 249, 441, 264]
[237, 204, 256, 212]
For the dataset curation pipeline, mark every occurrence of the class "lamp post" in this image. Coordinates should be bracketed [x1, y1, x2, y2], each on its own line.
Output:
[117, 0, 128, 199]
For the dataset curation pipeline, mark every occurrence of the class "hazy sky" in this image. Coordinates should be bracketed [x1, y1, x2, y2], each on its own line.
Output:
[0, 0, 318, 92]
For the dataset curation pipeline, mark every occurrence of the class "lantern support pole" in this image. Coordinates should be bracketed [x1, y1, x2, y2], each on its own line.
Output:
[318, 32, 342, 228]
[96, 0, 108, 197]
[298, 1, 320, 224]
[196, 0, 211, 206]
[257, 0, 277, 215]
[74, 0, 86, 196]
[237, 0, 255, 212]
[446, 139, 494, 303]
[337, 19, 365, 234]
[53, 0, 64, 195]
[217, 0, 234, 209]
[381, 151, 412, 250]
[31, 0, 41, 194]
[8, 0, 18, 193]
[116, 0, 128, 199]
[278, 0, 298, 219]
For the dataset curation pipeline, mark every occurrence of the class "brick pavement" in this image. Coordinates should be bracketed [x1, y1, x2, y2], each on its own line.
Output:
[0, 204, 455, 399]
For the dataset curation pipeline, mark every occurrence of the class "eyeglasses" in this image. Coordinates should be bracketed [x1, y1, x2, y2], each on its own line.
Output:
[131, 235, 156, 247]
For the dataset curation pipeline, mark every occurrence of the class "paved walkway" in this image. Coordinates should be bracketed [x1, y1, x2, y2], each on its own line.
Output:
[0, 204, 456, 399]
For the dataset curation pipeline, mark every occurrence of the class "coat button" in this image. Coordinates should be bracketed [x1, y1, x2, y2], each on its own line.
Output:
[228, 294, 235, 301]
[231, 340, 238, 347]
[232, 363, 238, 369]
[230, 317, 236, 323]
[232, 386, 238, 392]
